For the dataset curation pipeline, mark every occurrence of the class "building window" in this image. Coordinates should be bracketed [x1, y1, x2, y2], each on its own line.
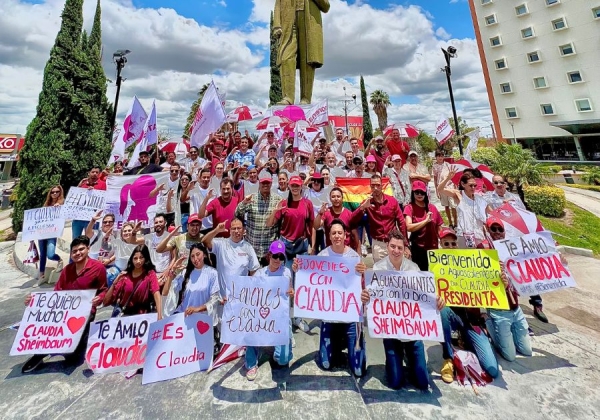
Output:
[500, 82, 512, 93]
[567, 71, 583, 83]
[521, 27, 535, 39]
[505, 108, 518, 119]
[495, 58, 507, 69]
[559, 43, 575, 56]
[527, 51, 541, 63]
[575, 99, 592, 112]
[485, 14, 497, 25]
[533, 77, 547, 89]
[552, 18, 567, 30]
[490, 36, 502, 47]
[540, 104, 555, 115]
[593, 7, 600, 19]
[515, 4, 529, 16]
[481, 0, 492, 5]
[546, 0, 559, 6]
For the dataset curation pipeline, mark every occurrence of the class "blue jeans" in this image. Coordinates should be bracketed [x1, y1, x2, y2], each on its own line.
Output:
[486, 307, 532, 362]
[440, 307, 499, 378]
[383, 339, 429, 390]
[317, 322, 366, 377]
[245, 320, 293, 369]
[71, 220, 88, 240]
[357, 214, 372, 247]
[280, 237, 308, 271]
[181, 213, 189, 233]
[38, 238, 61, 274]
[106, 266, 121, 287]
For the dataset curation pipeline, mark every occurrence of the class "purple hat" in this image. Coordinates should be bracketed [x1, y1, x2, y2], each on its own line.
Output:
[269, 240, 286, 256]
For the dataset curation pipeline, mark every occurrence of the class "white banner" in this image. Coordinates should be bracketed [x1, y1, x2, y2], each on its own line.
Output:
[293, 125, 319, 157]
[128, 100, 158, 169]
[105, 172, 169, 230]
[108, 96, 148, 164]
[435, 117, 454, 145]
[494, 231, 577, 296]
[190, 81, 227, 148]
[22, 206, 65, 242]
[86, 313, 157, 374]
[365, 270, 443, 342]
[294, 255, 362, 322]
[60, 187, 106, 221]
[142, 313, 213, 384]
[305, 99, 329, 127]
[463, 128, 480, 160]
[10, 290, 95, 355]
[221, 276, 290, 346]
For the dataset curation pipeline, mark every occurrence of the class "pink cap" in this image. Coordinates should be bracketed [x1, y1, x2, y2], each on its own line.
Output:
[486, 216, 504, 228]
[439, 227, 457, 239]
[392, 154, 402, 161]
[412, 180, 428, 192]
[259, 176, 273, 183]
[289, 176, 303, 186]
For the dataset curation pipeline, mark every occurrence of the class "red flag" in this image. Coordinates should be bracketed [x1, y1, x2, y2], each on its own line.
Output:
[208, 344, 245, 372]
[488, 203, 544, 237]
[23, 241, 39, 265]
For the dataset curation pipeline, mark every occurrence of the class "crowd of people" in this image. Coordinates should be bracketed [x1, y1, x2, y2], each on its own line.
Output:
[22, 127, 553, 391]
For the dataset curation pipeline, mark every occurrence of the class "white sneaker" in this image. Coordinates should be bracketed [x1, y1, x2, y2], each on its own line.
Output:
[361, 244, 368, 257]
[293, 317, 310, 333]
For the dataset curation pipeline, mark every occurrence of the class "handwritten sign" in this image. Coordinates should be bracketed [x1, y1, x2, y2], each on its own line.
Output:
[85, 313, 157, 374]
[142, 313, 213, 385]
[221, 276, 290, 346]
[494, 231, 576, 296]
[10, 290, 95, 356]
[428, 249, 509, 309]
[294, 255, 362, 322]
[61, 187, 107, 221]
[365, 270, 443, 342]
[22, 206, 65, 242]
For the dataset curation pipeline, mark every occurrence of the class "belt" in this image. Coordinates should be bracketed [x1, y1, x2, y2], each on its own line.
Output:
[373, 238, 388, 243]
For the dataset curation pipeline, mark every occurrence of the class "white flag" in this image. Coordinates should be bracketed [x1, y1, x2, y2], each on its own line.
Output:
[305, 99, 329, 127]
[293, 124, 319, 157]
[108, 96, 147, 165]
[463, 128, 480, 160]
[128, 101, 157, 169]
[190, 81, 227, 148]
[435, 117, 454, 145]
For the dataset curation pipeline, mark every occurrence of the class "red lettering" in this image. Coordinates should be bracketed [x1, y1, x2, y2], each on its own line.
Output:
[163, 323, 175, 340]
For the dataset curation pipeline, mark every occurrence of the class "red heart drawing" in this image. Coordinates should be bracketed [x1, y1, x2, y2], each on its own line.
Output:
[492, 281, 500, 287]
[259, 307, 270, 319]
[196, 321, 210, 335]
[67, 317, 86, 334]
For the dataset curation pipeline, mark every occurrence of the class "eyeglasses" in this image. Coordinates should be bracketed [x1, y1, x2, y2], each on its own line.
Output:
[442, 241, 457, 247]
[494, 181, 505, 185]
[414, 191, 426, 196]
[50, 190, 61, 194]
[490, 226, 504, 233]
[170, 170, 179, 173]
[103, 220, 115, 225]
[271, 253, 286, 261]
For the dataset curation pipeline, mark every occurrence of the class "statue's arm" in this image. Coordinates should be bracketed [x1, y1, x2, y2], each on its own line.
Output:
[312, 0, 330, 13]
[273, 0, 281, 29]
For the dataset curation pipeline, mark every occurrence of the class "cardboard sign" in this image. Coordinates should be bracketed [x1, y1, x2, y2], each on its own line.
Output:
[428, 249, 509, 309]
[294, 255, 362, 322]
[494, 231, 576, 296]
[142, 313, 213, 384]
[10, 290, 95, 356]
[86, 313, 157, 374]
[22, 206, 65, 242]
[221, 276, 290, 347]
[61, 187, 107, 221]
[365, 270, 443, 342]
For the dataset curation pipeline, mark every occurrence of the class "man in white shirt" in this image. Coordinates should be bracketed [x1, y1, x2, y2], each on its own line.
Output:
[383, 154, 411, 207]
[144, 214, 173, 286]
[403, 151, 431, 184]
[432, 151, 457, 228]
[184, 168, 214, 235]
[150, 162, 181, 227]
[484, 175, 526, 210]
[183, 146, 207, 179]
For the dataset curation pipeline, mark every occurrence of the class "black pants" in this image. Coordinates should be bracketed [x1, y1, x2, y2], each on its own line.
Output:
[410, 243, 429, 271]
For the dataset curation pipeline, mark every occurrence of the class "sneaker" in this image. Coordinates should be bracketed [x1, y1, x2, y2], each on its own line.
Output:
[21, 354, 46, 374]
[441, 359, 454, 384]
[246, 366, 258, 381]
[533, 306, 549, 323]
[293, 318, 310, 333]
[361, 244, 368, 257]
[528, 327, 535, 336]
[55, 259, 64, 273]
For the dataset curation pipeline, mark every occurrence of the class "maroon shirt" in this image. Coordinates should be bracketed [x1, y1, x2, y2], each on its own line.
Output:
[78, 178, 106, 191]
[403, 203, 443, 249]
[321, 207, 355, 248]
[275, 198, 314, 241]
[111, 270, 160, 315]
[206, 196, 240, 238]
[349, 194, 408, 243]
[55, 258, 108, 314]
[369, 149, 391, 173]
[386, 140, 410, 166]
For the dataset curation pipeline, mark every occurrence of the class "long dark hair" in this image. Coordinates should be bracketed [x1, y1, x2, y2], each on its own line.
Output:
[178, 243, 212, 307]
[125, 245, 156, 275]
[267, 157, 280, 175]
[410, 190, 430, 208]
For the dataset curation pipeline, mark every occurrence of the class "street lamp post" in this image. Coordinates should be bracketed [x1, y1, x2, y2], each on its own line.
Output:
[441, 46, 463, 155]
[110, 49, 131, 136]
[342, 87, 357, 136]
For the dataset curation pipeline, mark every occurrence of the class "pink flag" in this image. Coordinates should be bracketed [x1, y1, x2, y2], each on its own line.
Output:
[108, 96, 147, 165]
[128, 101, 157, 169]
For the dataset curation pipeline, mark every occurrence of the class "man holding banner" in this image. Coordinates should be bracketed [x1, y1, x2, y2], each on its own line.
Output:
[73, 167, 107, 239]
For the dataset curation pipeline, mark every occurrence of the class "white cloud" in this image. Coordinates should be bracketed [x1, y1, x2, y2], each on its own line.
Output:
[0, 0, 491, 139]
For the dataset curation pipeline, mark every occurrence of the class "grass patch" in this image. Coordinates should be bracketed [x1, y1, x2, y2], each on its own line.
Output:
[556, 183, 600, 193]
[538, 202, 600, 256]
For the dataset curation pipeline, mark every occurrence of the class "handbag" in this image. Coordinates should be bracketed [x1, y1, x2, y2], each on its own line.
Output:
[111, 277, 145, 318]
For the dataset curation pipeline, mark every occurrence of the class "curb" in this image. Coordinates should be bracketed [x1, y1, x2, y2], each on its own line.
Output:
[12, 235, 39, 280]
[557, 245, 595, 258]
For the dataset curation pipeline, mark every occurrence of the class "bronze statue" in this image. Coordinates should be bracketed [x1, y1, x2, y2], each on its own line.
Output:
[273, 0, 330, 105]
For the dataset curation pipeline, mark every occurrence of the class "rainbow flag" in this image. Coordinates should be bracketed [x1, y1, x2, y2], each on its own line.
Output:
[336, 177, 393, 211]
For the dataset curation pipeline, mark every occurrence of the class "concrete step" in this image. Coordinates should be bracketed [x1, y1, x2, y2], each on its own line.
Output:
[13, 232, 70, 286]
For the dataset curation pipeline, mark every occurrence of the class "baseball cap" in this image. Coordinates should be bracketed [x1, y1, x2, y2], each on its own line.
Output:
[375, 136, 384, 142]
[486, 216, 504, 228]
[269, 240, 286, 255]
[259, 176, 273, 183]
[353, 156, 363, 165]
[408, 150, 418, 157]
[289, 175, 303, 186]
[188, 214, 202, 225]
[365, 155, 376, 163]
[412, 180, 428, 192]
[391, 154, 402, 161]
[214, 140, 225, 146]
[139, 150, 150, 155]
[439, 227, 457, 239]
[311, 172, 323, 180]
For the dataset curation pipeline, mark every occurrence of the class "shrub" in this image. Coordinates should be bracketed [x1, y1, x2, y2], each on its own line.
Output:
[524, 186, 566, 217]
[581, 167, 600, 185]
[471, 147, 500, 167]
[556, 183, 600, 193]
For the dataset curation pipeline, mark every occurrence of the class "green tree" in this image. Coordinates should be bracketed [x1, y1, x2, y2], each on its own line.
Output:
[359, 75, 373, 146]
[369, 90, 390, 132]
[269, 11, 282, 106]
[416, 130, 437, 154]
[183, 83, 210, 139]
[448, 116, 474, 134]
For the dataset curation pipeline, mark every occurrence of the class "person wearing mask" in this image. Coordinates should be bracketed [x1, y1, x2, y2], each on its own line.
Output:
[366, 229, 445, 390]
[103, 245, 162, 319]
[383, 154, 411, 208]
[199, 178, 239, 239]
[314, 187, 358, 252]
[124, 150, 163, 175]
[38, 185, 65, 282]
[404, 180, 444, 270]
[293, 219, 367, 377]
[156, 214, 204, 260]
[21, 236, 108, 373]
[73, 167, 107, 238]
[432, 151, 457, 229]
[365, 136, 390, 173]
[403, 151, 431, 185]
[385, 128, 410, 166]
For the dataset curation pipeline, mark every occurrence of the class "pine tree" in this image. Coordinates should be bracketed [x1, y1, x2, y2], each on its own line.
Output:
[360, 75, 373, 146]
[269, 11, 282, 106]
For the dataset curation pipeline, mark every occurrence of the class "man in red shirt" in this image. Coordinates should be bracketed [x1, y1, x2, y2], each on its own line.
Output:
[21, 235, 108, 373]
[72, 166, 107, 239]
[365, 136, 390, 173]
[385, 129, 410, 166]
[199, 178, 239, 238]
[349, 173, 409, 262]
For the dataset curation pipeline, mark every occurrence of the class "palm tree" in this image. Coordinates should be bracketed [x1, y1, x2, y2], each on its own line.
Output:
[370, 90, 391, 132]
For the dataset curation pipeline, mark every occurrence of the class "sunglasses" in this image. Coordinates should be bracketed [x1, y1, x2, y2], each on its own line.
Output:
[466, 184, 477, 188]
[103, 220, 114, 225]
[494, 181, 505, 185]
[414, 190, 426, 196]
[271, 253, 286, 261]
[170, 170, 179, 173]
[442, 241, 457, 247]
[50, 190, 61, 194]
[490, 226, 504, 233]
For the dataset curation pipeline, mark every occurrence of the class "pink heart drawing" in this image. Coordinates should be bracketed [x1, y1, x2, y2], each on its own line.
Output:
[196, 321, 210, 335]
[259, 307, 270, 319]
[67, 317, 86, 334]
[492, 281, 500, 287]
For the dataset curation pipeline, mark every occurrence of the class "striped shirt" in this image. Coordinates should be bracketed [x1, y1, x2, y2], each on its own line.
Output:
[234, 192, 281, 257]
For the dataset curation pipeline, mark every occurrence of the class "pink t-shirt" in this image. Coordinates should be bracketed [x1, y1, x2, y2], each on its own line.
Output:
[206, 196, 240, 237]
[275, 198, 314, 241]
[112, 270, 160, 315]
[321, 207, 355, 248]
[403, 203, 443, 249]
